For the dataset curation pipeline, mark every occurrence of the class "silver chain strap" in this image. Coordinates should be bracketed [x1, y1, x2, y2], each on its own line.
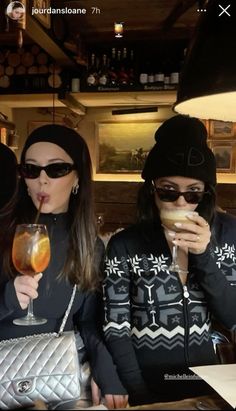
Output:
[58, 284, 77, 335]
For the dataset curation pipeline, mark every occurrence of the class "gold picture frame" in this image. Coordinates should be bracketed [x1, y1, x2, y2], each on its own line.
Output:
[209, 120, 234, 138]
[96, 120, 160, 175]
[209, 140, 234, 173]
[32, 0, 51, 29]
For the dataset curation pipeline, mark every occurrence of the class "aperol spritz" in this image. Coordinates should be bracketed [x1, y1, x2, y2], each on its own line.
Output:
[12, 224, 50, 325]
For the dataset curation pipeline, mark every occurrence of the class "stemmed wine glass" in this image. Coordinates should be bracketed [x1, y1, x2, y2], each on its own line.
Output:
[12, 224, 51, 326]
[160, 209, 190, 272]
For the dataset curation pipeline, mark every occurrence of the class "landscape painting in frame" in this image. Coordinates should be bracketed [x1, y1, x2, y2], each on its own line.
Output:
[210, 120, 234, 138]
[97, 121, 160, 173]
[210, 141, 234, 172]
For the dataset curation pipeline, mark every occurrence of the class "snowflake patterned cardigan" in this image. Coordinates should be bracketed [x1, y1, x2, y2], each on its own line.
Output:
[103, 211, 236, 402]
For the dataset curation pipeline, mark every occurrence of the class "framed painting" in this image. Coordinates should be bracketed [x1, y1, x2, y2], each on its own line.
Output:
[32, 0, 51, 29]
[96, 121, 160, 174]
[209, 141, 234, 172]
[209, 120, 234, 138]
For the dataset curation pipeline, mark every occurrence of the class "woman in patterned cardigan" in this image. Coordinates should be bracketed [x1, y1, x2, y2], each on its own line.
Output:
[103, 115, 236, 406]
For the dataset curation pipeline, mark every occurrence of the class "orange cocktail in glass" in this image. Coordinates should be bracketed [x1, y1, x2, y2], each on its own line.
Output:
[12, 224, 50, 325]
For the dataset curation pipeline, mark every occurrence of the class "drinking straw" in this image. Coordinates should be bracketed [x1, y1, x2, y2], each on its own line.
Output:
[34, 197, 44, 224]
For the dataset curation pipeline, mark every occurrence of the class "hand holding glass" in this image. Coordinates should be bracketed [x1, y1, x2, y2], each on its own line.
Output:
[160, 209, 193, 272]
[12, 224, 50, 326]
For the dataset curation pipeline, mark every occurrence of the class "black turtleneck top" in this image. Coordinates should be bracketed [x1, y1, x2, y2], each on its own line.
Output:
[0, 212, 126, 396]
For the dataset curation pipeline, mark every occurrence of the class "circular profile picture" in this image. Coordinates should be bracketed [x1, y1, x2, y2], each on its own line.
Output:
[6, 1, 25, 21]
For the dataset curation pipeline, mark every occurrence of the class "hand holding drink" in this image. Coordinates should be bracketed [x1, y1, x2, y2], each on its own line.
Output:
[160, 209, 193, 272]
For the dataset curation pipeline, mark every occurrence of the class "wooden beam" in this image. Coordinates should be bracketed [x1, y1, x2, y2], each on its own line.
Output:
[162, 0, 198, 31]
[58, 92, 86, 115]
[25, 15, 76, 68]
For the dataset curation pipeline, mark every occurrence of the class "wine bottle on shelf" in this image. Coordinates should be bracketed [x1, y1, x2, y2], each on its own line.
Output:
[147, 60, 155, 86]
[118, 47, 129, 85]
[109, 47, 118, 87]
[163, 58, 171, 90]
[154, 61, 164, 90]
[98, 53, 109, 86]
[86, 53, 98, 86]
[128, 49, 136, 87]
[139, 59, 148, 86]
[170, 58, 180, 89]
[116, 49, 121, 85]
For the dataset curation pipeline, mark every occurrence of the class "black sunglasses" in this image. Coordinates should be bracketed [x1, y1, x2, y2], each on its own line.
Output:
[154, 187, 208, 204]
[19, 163, 76, 179]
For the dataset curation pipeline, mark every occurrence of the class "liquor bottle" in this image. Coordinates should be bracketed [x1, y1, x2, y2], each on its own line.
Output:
[128, 49, 136, 87]
[118, 47, 129, 85]
[170, 58, 180, 89]
[139, 60, 148, 86]
[116, 49, 121, 70]
[86, 53, 98, 86]
[154, 61, 164, 90]
[98, 54, 109, 86]
[109, 47, 118, 87]
[163, 58, 171, 90]
[147, 60, 155, 86]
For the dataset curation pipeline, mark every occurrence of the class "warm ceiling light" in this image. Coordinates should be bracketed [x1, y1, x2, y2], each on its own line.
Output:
[174, 0, 236, 121]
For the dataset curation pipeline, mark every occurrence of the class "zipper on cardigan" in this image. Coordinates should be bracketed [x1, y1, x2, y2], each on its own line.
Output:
[183, 285, 189, 298]
[182, 283, 190, 365]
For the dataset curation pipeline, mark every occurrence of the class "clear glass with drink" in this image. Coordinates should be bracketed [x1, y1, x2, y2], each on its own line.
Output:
[160, 209, 195, 272]
[12, 224, 50, 326]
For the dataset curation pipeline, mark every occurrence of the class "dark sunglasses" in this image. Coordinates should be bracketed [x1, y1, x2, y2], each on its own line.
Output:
[19, 163, 76, 179]
[154, 187, 208, 204]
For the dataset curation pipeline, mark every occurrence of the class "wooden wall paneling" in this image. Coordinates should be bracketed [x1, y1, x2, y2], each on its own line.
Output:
[94, 181, 236, 233]
[216, 184, 236, 212]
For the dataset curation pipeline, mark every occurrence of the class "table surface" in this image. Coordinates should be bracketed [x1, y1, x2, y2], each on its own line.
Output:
[126, 394, 232, 410]
[31, 394, 232, 410]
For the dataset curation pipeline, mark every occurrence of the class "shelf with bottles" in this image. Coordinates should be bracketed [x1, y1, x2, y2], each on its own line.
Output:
[80, 42, 186, 93]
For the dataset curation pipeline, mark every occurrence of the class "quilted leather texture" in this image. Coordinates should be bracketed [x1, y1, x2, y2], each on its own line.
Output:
[0, 331, 80, 410]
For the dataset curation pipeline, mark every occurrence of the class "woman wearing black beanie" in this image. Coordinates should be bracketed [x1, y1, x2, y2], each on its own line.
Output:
[103, 115, 236, 405]
[0, 124, 128, 409]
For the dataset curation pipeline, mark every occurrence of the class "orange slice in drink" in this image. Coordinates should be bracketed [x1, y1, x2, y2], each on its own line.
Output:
[12, 231, 32, 266]
[31, 236, 50, 273]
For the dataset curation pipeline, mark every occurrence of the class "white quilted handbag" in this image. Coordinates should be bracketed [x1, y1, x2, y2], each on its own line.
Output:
[0, 285, 81, 410]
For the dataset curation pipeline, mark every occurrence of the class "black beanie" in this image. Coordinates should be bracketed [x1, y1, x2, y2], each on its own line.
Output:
[0, 143, 18, 208]
[142, 115, 216, 186]
[21, 124, 89, 173]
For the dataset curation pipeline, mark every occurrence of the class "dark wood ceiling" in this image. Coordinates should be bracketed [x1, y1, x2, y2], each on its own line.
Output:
[52, 0, 200, 45]
[0, 0, 202, 68]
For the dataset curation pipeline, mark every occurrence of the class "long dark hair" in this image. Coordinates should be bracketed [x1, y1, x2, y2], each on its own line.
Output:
[0, 138, 101, 291]
[137, 180, 216, 226]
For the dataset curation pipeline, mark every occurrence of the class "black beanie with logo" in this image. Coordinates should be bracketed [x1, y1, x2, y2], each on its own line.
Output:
[142, 115, 217, 186]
